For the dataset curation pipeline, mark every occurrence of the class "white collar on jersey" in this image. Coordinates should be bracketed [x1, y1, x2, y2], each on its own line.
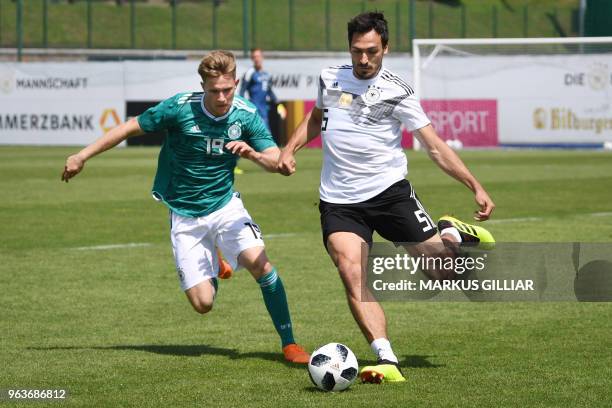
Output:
[200, 93, 234, 121]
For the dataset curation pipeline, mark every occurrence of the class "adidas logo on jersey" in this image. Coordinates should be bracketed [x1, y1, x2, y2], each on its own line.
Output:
[190, 124, 201, 133]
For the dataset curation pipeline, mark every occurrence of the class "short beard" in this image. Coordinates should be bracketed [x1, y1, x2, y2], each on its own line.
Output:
[353, 66, 377, 80]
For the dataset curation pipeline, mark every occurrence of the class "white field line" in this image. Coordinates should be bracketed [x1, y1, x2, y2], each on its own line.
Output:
[487, 212, 612, 224]
[71, 242, 152, 251]
[70, 235, 299, 251]
[65, 213, 612, 250]
[487, 217, 543, 224]
[70, 235, 300, 251]
[589, 212, 612, 217]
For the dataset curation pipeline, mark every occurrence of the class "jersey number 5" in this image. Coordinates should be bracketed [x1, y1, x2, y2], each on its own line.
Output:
[414, 210, 434, 232]
[322, 109, 329, 131]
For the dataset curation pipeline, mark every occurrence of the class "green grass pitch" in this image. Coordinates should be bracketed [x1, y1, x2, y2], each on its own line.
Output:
[1, 146, 611, 407]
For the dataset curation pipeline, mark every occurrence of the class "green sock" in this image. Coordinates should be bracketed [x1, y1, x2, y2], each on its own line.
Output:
[257, 267, 295, 347]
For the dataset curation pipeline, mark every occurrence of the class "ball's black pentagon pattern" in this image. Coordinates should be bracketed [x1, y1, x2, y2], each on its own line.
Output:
[310, 353, 331, 367]
[340, 367, 357, 381]
[321, 372, 336, 391]
[336, 343, 348, 362]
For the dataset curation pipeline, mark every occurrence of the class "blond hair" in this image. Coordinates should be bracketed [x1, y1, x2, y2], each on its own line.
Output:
[198, 50, 236, 82]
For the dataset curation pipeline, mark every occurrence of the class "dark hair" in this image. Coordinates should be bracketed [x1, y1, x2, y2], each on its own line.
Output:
[347, 11, 389, 48]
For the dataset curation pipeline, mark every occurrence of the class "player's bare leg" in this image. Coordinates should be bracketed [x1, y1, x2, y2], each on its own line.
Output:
[326, 232, 406, 383]
[238, 246, 272, 280]
[406, 233, 458, 281]
[406, 218, 496, 281]
[239, 246, 310, 364]
[326, 232, 388, 342]
[185, 279, 216, 314]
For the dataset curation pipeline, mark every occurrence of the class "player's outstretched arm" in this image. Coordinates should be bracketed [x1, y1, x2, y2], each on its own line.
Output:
[415, 124, 495, 221]
[225, 141, 280, 173]
[278, 107, 323, 176]
[61, 117, 144, 182]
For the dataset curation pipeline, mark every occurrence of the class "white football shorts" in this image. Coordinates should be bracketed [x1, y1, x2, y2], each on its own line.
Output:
[170, 193, 265, 291]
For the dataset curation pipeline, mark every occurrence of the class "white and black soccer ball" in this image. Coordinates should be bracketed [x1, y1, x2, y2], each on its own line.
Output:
[308, 343, 358, 392]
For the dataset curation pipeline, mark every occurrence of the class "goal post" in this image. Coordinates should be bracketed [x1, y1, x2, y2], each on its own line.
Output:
[412, 37, 612, 149]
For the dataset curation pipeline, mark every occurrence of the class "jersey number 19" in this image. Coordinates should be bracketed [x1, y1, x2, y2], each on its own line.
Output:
[206, 138, 224, 155]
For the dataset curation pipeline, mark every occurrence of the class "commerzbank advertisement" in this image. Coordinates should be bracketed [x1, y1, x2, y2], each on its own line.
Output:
[0, 63, 124, 145]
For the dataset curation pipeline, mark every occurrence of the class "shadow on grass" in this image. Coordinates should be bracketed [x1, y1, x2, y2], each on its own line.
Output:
[28, 344, 303, 368]
[301, 355, 442, 392]
[358, 354, 445, 369]
[402, 355, 445, 368]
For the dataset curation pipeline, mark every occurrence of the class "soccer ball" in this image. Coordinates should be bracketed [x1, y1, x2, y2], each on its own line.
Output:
[308, 343, 359, 392]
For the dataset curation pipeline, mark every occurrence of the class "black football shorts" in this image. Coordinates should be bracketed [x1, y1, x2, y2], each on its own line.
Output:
[319, 179, 437, 247]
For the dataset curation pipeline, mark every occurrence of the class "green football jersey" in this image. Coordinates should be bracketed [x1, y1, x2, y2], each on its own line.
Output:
[137, 92, 276, 218]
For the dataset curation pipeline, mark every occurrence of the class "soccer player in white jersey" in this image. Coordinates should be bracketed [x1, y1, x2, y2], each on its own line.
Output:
[278, 12, 496, 382]
[61, 50, 310, 364]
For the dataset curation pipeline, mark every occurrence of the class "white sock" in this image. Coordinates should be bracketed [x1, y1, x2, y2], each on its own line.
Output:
[370, 338, 398, 364]
[440, 226, 462, 243]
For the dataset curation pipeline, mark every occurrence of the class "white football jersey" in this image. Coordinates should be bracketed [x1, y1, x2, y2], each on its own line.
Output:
[315, 64, 430, 204]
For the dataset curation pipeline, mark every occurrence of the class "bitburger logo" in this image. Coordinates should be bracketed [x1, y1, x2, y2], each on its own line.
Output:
[533, 108, 547, 129]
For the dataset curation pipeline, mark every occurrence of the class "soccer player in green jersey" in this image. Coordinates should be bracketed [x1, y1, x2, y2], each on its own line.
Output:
[61, 50, 310, 364]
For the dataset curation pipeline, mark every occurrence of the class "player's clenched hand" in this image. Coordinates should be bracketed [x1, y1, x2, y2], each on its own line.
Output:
[474, 189, 495, 221]
[61, 154, 86, 182]
[226, 141, 255, 159]
[277, 148, 296, 176]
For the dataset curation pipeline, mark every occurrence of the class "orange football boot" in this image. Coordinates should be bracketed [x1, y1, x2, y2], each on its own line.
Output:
[217, 249, 233, 279]
[283, 344, 310, 364]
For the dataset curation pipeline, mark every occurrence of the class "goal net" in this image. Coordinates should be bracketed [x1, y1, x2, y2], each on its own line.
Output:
[412, 37, 612, 148]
